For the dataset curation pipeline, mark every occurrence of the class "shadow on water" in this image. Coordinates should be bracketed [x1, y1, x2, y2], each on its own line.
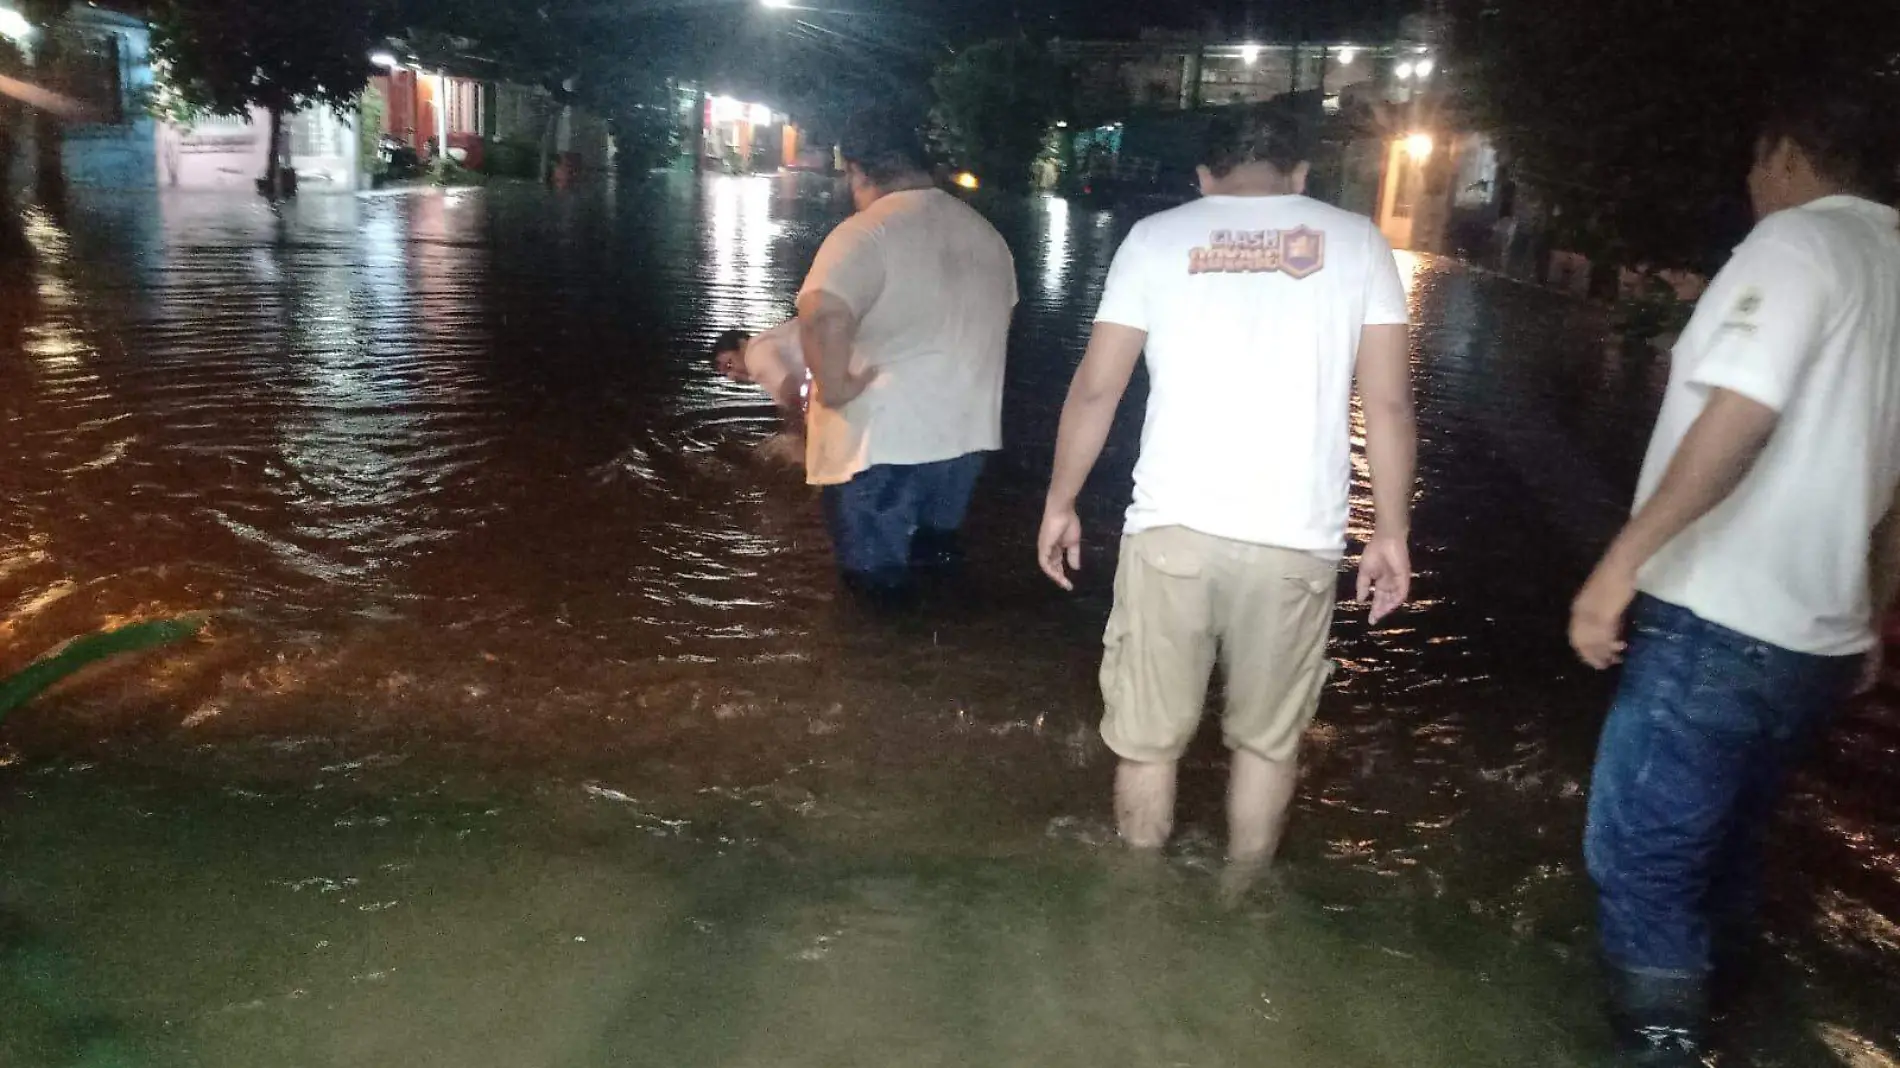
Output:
[0, 176, 1894, 1065]
[0, 903, 145, 1068]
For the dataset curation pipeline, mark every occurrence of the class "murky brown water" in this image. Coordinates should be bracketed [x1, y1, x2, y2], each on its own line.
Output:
[1, 177, 1896, 1066]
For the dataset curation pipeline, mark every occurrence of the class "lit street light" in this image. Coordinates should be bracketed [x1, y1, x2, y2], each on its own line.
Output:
[761, 0, 794, 7]
[0, 5, 34, 43]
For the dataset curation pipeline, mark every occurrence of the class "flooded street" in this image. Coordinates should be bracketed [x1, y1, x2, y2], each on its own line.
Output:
[2, 176, 1896, 1066]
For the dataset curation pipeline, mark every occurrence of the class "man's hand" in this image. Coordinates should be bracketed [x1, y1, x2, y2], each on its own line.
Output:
[1039, 506, 1084, 591]
[1356, 533, 1411, 625]
[1570, 562, 1638, 669]
[774, 375, 807, 415]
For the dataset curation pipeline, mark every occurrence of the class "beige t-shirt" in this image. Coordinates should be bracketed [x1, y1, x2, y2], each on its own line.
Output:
[797, 189, 1017, 486]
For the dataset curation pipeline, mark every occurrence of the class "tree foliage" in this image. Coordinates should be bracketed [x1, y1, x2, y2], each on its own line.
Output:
[931, 36, 1072, 191]
[151, 0, 395, 119]
[1446, 0, 1900, 270]
[150, 0, 399, 193]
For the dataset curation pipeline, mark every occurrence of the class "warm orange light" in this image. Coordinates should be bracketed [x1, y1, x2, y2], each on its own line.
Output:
[1404, 132, 1434, 160]
[954, 171, 980, 190]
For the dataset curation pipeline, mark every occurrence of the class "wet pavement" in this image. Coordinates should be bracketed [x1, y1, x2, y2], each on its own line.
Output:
[1, 176, 1896, 1067]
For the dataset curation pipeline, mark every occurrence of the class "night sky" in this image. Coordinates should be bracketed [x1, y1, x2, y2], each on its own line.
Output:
[878, 0, 1419, 41]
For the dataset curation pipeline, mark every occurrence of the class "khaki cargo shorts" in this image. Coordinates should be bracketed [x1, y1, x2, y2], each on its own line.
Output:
[1100, 526, 1338, 764]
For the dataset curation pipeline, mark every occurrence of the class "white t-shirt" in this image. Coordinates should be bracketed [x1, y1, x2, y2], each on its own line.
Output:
[1094, 194, 1410, 552]
[1636, 195, 1900, 656]
[797, 189, 1018, 486]
[744, 318, 808, 404]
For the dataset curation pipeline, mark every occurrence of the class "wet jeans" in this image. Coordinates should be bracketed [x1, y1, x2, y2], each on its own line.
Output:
[1584, 596, 1859, 978]
[821, 453, 986, 591]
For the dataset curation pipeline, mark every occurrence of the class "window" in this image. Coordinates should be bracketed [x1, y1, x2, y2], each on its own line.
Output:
[445, 79, 484, 136]
[57, 29, 126, 125]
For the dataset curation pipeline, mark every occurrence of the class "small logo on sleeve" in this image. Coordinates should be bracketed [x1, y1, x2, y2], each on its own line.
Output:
[1188, 226, 1327, 279]
[1715, 287, 1765, 336]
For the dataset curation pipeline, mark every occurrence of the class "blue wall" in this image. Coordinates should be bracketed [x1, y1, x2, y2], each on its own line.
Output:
[59, 8, 157, 189]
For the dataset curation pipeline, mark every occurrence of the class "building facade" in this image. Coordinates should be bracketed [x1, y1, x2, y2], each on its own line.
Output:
[1057, 15, 1494, 255]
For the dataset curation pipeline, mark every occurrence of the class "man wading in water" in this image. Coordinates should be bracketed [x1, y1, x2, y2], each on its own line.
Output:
[1038, 105, 1417, 882]
[1571, 83, 1900, 1065]
[796, 110, 1016, 607]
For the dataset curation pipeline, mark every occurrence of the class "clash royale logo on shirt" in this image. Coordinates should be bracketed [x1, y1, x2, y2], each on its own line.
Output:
[1188, 227, 1327, 279]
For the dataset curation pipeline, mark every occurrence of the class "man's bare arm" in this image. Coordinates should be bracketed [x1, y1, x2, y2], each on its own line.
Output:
[1047, 323, 1146, 511]
[797, 291, 871, 406]
[1039, 322, 1146, 589]
[1571, 388, 1779, 667]
[1354, 323, 1417, 621]
[1356, 324, 1417, 539]
[1604, 389, 1778, 579]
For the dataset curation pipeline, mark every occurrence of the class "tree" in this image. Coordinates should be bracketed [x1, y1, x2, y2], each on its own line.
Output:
[150, 0, 396, 198]
[1446, 0, 1900, 272]
[931, 36, 1072, 191]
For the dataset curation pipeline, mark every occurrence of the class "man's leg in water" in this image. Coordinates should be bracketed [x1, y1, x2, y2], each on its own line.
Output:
[1217, 543, 1337, 864]
[820, 465, 921, 599]
[1227, 749, 1300, 862]
[1583, 597, 1857, 1061]
[911, 452, 986, 572]
[1099, 528, 1216, 850]
[1115, 760, 1178, 850]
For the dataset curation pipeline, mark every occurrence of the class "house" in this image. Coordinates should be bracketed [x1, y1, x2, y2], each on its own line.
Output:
[1, 0, 160, 189]
[369, 44, 612, 178]
[0, 1, 363, 191]
[1055, 15, 1499, 256]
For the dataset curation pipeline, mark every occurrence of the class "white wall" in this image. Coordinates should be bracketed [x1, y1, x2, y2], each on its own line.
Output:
[155, 106, 359, 191]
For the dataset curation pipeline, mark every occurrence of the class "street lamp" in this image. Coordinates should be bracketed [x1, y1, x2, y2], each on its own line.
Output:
[1395, 61, 1415, 80]
[761, 0, 794, 7]
[1416, 58, 1435, 78]
[0, 6, 34, 44]
[1241, 43, 1261, 65]
[1405, 132, 1434, 160]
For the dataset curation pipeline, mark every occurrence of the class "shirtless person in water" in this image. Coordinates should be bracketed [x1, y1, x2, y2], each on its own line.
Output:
[712, 320, 810, 463]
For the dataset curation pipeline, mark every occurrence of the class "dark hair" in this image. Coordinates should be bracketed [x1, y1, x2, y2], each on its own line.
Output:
[838, 108, 930, 187]
[710, 329, 751, 362]
[1203, 104, 1310, 179]
[1759, 80, 1900, 201]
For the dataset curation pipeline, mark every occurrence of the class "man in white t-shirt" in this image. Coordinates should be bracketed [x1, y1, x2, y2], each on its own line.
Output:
[1038, 105, 1417, 874]
[1569, 86, 1900, 1064]
[798, 111, 1017, 602]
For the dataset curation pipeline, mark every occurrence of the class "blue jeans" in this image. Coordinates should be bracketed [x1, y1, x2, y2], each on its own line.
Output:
[1584, 596, 1859, 978]
[820, 453, 986, 590]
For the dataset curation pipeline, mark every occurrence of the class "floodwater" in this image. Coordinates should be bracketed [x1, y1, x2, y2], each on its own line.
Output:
[0, 175, 1895, 1067]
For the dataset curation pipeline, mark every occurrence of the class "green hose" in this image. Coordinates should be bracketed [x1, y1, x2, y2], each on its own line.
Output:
[0, 616, 207, 724]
